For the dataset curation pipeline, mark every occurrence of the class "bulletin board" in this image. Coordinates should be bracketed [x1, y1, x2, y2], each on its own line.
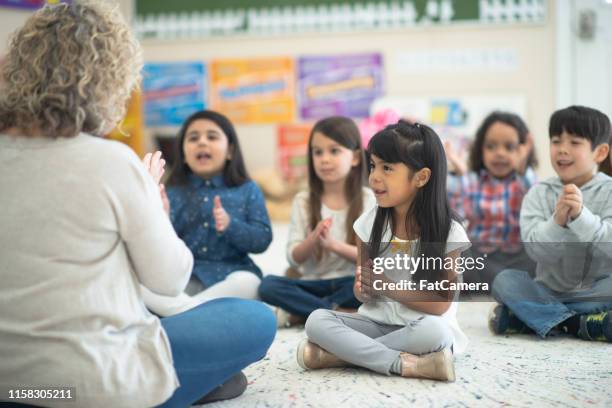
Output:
[0, 0, 45, 9]
[135, 0, 546, 40]
[136, 0, 480, 22]
[370, 95, 528, 145]
[0, 0, 66, 9]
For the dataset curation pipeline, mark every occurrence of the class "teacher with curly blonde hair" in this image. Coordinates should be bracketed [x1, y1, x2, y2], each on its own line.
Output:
[0, 2, 275, 408]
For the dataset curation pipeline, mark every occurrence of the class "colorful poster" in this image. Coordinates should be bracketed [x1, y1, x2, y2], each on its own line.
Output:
[142, 61, 206, 127]
[298, 53, 384, 120]
[370, 95, 526, 154]
[210, 57, 295, 124]
[430, 100, 467, 127]
[0, 0, 65, 9]
[395, 48, 518, 74]
[370, 95, 527, 140]
[277, 123, 311, 181]
[107, 91, 145, 157]
[0, 0, 44, 9]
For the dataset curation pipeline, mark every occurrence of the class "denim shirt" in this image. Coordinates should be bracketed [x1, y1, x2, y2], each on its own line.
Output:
[167, 174, 272, 286]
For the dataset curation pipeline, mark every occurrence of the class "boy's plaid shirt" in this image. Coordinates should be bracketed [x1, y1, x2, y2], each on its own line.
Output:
[447, 167, 537, 254]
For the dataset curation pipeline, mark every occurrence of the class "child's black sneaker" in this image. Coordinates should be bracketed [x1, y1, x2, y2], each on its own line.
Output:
[488, 304, 529, 335]
[195, 371, 247, 404]
[578, 311, 612, 342]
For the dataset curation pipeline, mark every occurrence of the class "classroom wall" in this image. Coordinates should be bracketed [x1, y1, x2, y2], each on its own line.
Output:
[8, 1, 612, 179]
[0, 1, 560, 178]
[570, 0, 612, 116]
[0, 9, 31, 53]
[141, 1, 558, 178]
[0, 1, 133, 52]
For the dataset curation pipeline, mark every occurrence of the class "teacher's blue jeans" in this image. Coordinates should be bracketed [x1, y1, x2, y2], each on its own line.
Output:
[157, 298, 276, 408]
[259, 275, 359, 318]
[492, 269, 612, 338]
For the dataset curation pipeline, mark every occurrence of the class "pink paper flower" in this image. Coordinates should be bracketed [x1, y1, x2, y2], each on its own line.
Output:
[358, 109, 401, 147]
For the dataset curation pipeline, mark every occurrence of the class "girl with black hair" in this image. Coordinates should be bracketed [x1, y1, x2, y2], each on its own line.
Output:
[141, 110, 273, 317]
[297, 121, 471, 381]
[445, 111, 538, 287]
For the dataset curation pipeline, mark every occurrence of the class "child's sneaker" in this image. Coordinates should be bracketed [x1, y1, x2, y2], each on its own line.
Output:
[578, 311, 612, 342]
[296, 339, 349, 370]
[273, 307, 306, 328]
[194, 371, 247, 404]
[274, 307, 291, 328]
[488, 304, 529, 335]
[400, 348, 455, 382]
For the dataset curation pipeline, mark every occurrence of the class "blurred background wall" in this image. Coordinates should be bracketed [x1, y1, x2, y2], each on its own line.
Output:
[1, 0, 611, 180]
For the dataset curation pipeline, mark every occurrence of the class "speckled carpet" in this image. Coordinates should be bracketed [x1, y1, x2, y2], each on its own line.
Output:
[197, 224, 611, 407]
[199, 300, 611, 408]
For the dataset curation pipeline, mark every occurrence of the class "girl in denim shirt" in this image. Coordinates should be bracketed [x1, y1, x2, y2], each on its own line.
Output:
[142, 110, 272, 316]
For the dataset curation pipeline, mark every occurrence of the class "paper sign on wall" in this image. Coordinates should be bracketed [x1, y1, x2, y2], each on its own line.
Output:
[107, 91, 144, 157]
[0, 0, 46, 9]
[277, 123, 311, 181]
[142, 62, 206, 127]
[210, 57, 295, 124]
[395, 48, 518, 74]
[371, 95, 527, 140]
[370, 95, 527, 155]
[298, 53, 384, 120]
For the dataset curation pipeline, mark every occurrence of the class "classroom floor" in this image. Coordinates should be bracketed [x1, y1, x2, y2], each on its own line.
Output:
[199, 300, 611, 408]
[198, 224, 612, 408]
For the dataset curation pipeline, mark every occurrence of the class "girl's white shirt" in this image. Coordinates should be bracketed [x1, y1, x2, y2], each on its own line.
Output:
[353, 205, 471, 354]
[287, 187, 376, 280]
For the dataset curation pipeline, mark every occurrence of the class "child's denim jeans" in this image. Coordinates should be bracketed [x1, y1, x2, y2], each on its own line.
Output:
[258, 275, 359, 318]
[492, 269, 612, 337]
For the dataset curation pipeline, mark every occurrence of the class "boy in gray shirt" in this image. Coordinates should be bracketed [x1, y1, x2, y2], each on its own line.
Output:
[490, 106, 612, 342]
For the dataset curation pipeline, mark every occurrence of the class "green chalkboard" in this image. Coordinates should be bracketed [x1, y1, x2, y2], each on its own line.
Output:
[134, 0, 545, 39]
[136, 0, 480, 22]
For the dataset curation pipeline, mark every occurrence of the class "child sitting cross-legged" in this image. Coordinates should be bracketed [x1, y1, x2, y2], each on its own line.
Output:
[490, 106, 612, 342]
[259, 116, 375, 327]
[297, 121, 471, 381]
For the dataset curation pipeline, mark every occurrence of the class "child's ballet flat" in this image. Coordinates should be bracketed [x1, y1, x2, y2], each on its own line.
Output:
[296, 339, 349, 370]
[400, 348, 456, 382]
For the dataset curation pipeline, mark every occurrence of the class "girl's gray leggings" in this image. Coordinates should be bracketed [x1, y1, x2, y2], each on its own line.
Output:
[305, 309, 453, 375]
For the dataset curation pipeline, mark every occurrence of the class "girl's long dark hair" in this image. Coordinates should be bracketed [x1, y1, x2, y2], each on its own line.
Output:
[307, 116, 367, 258]
[166, 110, 250, 187]
[367, 120, 455, 285]
[469, 111, 538, 173]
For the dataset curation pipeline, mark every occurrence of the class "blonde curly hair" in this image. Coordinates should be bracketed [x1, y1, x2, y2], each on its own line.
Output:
[0, 0, 142, 138]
